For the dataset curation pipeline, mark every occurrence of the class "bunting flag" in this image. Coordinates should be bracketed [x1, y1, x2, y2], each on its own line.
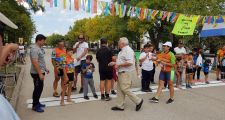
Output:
[50, 0, 53, 7]
[200, 17, 225, 37]
[69, 0, 72, 10]
[105, 2, 108, 16]
[63, 0, 66, 9]
[54, 0, 57, 7]
[93, 0, 97, 13]
[172, 14, 200, 35]
[126, 6, 132, 17]
[119, 4, 123, 18]
[162, 11, 168, 21]
[122, 5, 127, 17]
[74, 0, 79, 11]
[115, 2, 119, 16]
[140, 8, 144, 21]
[82, 0, 85, 11]
[87, 0, 91, 13]
[172, 13, 179, 23]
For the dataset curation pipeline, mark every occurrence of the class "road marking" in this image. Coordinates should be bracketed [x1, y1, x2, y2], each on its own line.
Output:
[26, 80, 225, 108]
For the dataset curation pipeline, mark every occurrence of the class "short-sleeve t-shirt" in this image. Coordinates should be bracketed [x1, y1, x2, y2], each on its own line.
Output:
[139, 52, 154, 71]
[30, 45, 46, 74]
[217, 49, 225, 61]
[51, 48, 66, 69]
[19, 45, 25, 54]
[66, 55, 74, 73]
[81, 62, 95, 78]
[73, 42, 89, 61]
[160, 51, 176, 72]
[96, 46, 113, 72]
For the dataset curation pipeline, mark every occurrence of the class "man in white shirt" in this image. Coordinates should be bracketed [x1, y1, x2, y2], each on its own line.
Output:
[174, 42, 187, 57]
[139, 44, 157, 92]
[73, 34, 89, 93]
[109, 37, 143, 111]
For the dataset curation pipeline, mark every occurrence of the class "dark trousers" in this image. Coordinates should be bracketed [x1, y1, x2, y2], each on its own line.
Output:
[31, 73, 45, 107]
[151, 64, 156, 83]
[221, 66, 225, 79]
[193, 67, 201, 80]
[141, 69, 153, 90]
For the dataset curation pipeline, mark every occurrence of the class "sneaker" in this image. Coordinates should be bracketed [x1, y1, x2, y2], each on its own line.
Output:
[32, 106, 44, 113]
[38, 103, 46, 108]
[205, 81, 210, 84]
[53, 92, 60, 97]
[93, 94, 98, 99]
[84, 96, 89, 100]
[101, 94, 105, 100]
[79, 88, 83, 94]
[111, 107, 124, 111]
[150, 97, 159, 103]
[105, 96, 111, 101]
[166, 98, 174, 104]
[72, 87, 77, 91]
[136, 99, 144, 111]
[111, 90, 117, 95]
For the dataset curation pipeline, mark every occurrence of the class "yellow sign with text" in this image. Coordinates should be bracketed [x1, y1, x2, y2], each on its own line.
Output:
[172, 14, 199, 35]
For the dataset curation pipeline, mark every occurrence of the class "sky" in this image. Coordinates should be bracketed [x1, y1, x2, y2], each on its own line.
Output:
[25, 0, 111, 42]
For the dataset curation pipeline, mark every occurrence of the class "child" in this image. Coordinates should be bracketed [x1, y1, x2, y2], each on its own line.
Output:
[202, 59, 211, 84]
[139, 44, 156, 92]
[184, 53, 194, 88]
[60, 48, 74, 106]
[175, 57, 183, 89]
[82, 55, 98, 100]
[111, 56, 118, 95]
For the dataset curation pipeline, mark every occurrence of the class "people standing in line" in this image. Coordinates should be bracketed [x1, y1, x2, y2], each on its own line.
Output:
[109, 37, 143, 111]
[196, 49, 203, 81]
[184, 53, 194, 88]
[202, 59, 211, 84]
[216, 46, 225, 80]
[96, 38, 114, 101]
[51, 40, 67, 98]
[73, 34, 89, 93]
[30, 34, 49, 112]
[150, 41, 176, 104]
[139, 44, 157, 92]
[81, 55, 98, 100]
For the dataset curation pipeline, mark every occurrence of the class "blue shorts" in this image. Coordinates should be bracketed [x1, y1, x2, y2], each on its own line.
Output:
[159, 71, 175, 81]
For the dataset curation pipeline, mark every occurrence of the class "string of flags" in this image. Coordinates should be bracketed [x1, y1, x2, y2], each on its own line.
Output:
[18, 0, 225, 37]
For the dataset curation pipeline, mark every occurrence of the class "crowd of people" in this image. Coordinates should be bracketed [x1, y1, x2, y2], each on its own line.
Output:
[29, 33, 225, 113]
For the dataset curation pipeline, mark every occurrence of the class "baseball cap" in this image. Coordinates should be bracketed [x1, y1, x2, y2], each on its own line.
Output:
[163, 41, 172, 47]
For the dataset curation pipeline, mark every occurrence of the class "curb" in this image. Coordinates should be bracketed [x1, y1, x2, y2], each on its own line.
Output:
[10, 66, 25, 110]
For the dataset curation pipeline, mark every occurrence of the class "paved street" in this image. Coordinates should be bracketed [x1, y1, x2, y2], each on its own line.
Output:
[16, 49, 225, 120]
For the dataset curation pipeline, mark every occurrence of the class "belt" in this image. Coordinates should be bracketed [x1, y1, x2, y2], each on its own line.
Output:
[118, 71, 126, 74]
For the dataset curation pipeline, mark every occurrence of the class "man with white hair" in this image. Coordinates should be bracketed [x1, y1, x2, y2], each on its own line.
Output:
[109, 37, 143, 111]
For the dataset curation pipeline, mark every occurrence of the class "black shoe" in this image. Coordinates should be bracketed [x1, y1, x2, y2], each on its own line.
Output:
[166, 98, 174, 104]
[72, 87, 77, 91]
[38, 103, 46, 108]
[101, 94, 105, 100]
[84, 96, 89, 100]
[217, 78, 220, 81]
[93, 94, 98, 99]
[206, 81, 210, 84]
[79, 88, 83, 93]
[136, 99, 143, 111]
[144, 88, 152, 92]
[111, 107, 124, 111]
[111, 90, 117, 95]
[32, 106, 44, 113]
[150, 97, 159, 103]
[105, 96, 111, 101]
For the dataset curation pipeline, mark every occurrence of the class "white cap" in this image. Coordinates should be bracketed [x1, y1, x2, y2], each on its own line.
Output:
[163, 41, 172, 47]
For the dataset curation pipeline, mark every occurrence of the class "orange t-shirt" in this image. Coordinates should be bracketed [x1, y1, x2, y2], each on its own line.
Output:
[65, 55, 74, 73]
[158, 51, 176, 72]
[51, 48, 67, 68]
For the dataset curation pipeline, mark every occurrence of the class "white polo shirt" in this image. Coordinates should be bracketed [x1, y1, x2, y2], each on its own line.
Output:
[139, 52, 154, 71]
[73, 41, 88, 66]
[116, 46, 135, 72]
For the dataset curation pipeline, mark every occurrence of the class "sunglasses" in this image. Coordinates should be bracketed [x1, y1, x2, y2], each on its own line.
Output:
[163, 45, 169, 47]
[78, 38, 84, 40]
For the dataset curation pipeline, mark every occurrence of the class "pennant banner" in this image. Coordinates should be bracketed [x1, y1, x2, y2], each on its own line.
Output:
[172, 14, 200, 35]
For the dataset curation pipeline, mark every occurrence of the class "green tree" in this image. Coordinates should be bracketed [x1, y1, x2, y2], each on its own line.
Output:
[46, 33, 64, 46]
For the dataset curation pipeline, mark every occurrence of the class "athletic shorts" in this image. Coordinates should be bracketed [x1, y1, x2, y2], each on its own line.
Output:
[75, 60, 86, 73]
[58, 68, 64, 77]
[204, 72, 209, 75]
[67, 73, 74, 82]
[159, 71, 175, 81]
[99, 71, 113, 81]
[186, 68, 193, 74]
[217, 65, 221, 70]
